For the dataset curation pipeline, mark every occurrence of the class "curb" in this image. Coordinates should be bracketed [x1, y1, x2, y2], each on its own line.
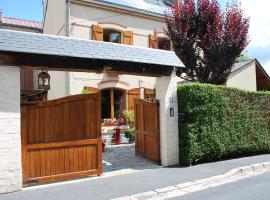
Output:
[112, 161, 270, 200]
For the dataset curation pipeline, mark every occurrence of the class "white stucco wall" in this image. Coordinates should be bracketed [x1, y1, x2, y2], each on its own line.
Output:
[226, 61, 257, 91]
[48, 71, 69, 99]
[0, 66, 22, 193]
[69, 72, 156, 95]
[70, 3, 165, 38]
[66, 4, 165, 97]
[43, 0, 66, 36]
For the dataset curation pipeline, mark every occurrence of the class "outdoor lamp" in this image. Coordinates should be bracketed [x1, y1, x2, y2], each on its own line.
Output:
[38, 71, 50, 90]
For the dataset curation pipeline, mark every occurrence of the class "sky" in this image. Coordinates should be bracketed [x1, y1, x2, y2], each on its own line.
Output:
[0, 0, 269, 74]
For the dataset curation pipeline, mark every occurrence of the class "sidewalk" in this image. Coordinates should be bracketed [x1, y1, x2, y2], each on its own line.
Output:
[1, 154, 270, 200]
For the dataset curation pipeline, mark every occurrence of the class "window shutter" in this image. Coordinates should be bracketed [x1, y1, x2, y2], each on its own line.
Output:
[123, 31, 133, 45]
[21, 69, 33, 90]
[92, 25, 103, 41]
[128, 88, 139, 110]
[149, 34, 158, 49]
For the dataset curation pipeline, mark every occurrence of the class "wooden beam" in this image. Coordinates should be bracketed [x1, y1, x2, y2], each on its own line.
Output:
[0, 52, 175, 77]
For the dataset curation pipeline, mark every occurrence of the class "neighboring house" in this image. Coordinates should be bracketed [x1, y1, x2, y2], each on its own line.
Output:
[227, 59, 270, 91]
[43, 0, 176, 119]
[0, 11, 43, 33]
[0, 10, 45, 104]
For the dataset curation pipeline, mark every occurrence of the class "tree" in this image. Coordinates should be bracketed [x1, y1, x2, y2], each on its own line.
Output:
[238, 53, 250, 62]
[165, 0, 249, 84]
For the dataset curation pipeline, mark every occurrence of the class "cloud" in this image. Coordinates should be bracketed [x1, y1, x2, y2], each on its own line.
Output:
[238, 0, 270, 75]
[246, 45, 270, 74]
[240, 0, 270, 47]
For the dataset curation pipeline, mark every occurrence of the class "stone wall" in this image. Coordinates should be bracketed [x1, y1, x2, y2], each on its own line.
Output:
[0, 66, 22, 193]
[155, 74, 180, 166]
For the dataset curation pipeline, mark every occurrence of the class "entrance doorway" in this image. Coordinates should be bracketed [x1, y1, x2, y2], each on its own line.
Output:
[101, 88, 126, 119]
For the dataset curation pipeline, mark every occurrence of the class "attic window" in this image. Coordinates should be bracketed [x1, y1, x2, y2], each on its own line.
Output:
[103, 29, 121, 43]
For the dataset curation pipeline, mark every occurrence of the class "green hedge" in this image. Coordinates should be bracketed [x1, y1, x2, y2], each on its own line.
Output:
[178, 83, 270, 166]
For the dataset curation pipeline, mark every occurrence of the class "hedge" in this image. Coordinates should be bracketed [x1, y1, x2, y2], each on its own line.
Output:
[178, 83, 270, 166]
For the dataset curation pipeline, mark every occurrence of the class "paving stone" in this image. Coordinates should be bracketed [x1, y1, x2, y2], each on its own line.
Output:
[102, 144, 160, 172]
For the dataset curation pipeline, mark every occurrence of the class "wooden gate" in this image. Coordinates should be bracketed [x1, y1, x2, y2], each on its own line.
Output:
[135, 99, 160, 163]
[21, 93, 102, 185]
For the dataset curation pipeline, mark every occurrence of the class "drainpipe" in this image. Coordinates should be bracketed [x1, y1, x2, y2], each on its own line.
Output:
[66, 0, 71, 95]
[66, 0, 71, 37]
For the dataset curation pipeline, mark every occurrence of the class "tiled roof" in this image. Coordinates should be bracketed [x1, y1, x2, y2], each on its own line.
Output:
[0, 29, 184, 68]
[232, 60, 254, 72]
[1, 17, 43, 30]
[91, 0, 169, 16]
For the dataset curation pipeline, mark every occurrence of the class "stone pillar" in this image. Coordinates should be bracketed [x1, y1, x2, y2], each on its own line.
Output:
[155, 73, 179, 166]
[0, 66, 22, 193]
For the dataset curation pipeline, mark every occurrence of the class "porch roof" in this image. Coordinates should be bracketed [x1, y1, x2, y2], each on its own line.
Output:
[0, 29, 184, 76]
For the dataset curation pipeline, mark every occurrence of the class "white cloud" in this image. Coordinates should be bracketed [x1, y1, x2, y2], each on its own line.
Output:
[240, 0, 270, 47]
[238, 0, 270, 75]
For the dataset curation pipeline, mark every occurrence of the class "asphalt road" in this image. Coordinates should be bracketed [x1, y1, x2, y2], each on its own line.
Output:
[170, 171, 270, 200]
[0, 155, 269, 200]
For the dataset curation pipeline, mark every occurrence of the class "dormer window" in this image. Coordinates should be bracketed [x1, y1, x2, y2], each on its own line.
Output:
[103, 29, 121, 43]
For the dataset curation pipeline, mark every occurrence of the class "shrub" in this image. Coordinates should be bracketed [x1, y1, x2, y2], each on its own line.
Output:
[122, 110, 135, 128]
[178, 83, 270, 166]
[125, 127, 135, 143]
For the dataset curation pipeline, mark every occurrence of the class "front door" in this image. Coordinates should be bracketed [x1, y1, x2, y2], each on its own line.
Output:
[135, 99, 160, 162]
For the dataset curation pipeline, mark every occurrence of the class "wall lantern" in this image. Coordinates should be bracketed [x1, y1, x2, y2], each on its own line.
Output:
[38, 71, 50, 90]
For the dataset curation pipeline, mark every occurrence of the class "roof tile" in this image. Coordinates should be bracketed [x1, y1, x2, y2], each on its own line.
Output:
[0, 29, 184, 68]
[1, 17, 43, 30]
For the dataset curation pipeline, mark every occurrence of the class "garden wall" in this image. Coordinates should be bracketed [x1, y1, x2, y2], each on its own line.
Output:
[178, 83, 270, 166]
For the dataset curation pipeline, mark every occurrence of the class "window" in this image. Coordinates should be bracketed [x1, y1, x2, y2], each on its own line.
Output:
[158, 37, 171, 50]
[103, 29, 121, 43]
[101, 90, 111, 119]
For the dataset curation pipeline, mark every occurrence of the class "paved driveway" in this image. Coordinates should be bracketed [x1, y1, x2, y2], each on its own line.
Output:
[103, 144, 160, 172]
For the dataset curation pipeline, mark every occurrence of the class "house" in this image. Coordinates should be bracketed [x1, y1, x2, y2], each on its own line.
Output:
[0, 1, 183, 192]
[43, 0, 178, 119]
[0, 27, 182, 193]
[227, 59, 270, 91]
[0, 10, 43, 33]
[43, 0, 269, 119]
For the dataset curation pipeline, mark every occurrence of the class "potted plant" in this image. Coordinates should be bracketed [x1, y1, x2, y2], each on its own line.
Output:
[122, 110, 135, 143]
[124, 127, 135, 143]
